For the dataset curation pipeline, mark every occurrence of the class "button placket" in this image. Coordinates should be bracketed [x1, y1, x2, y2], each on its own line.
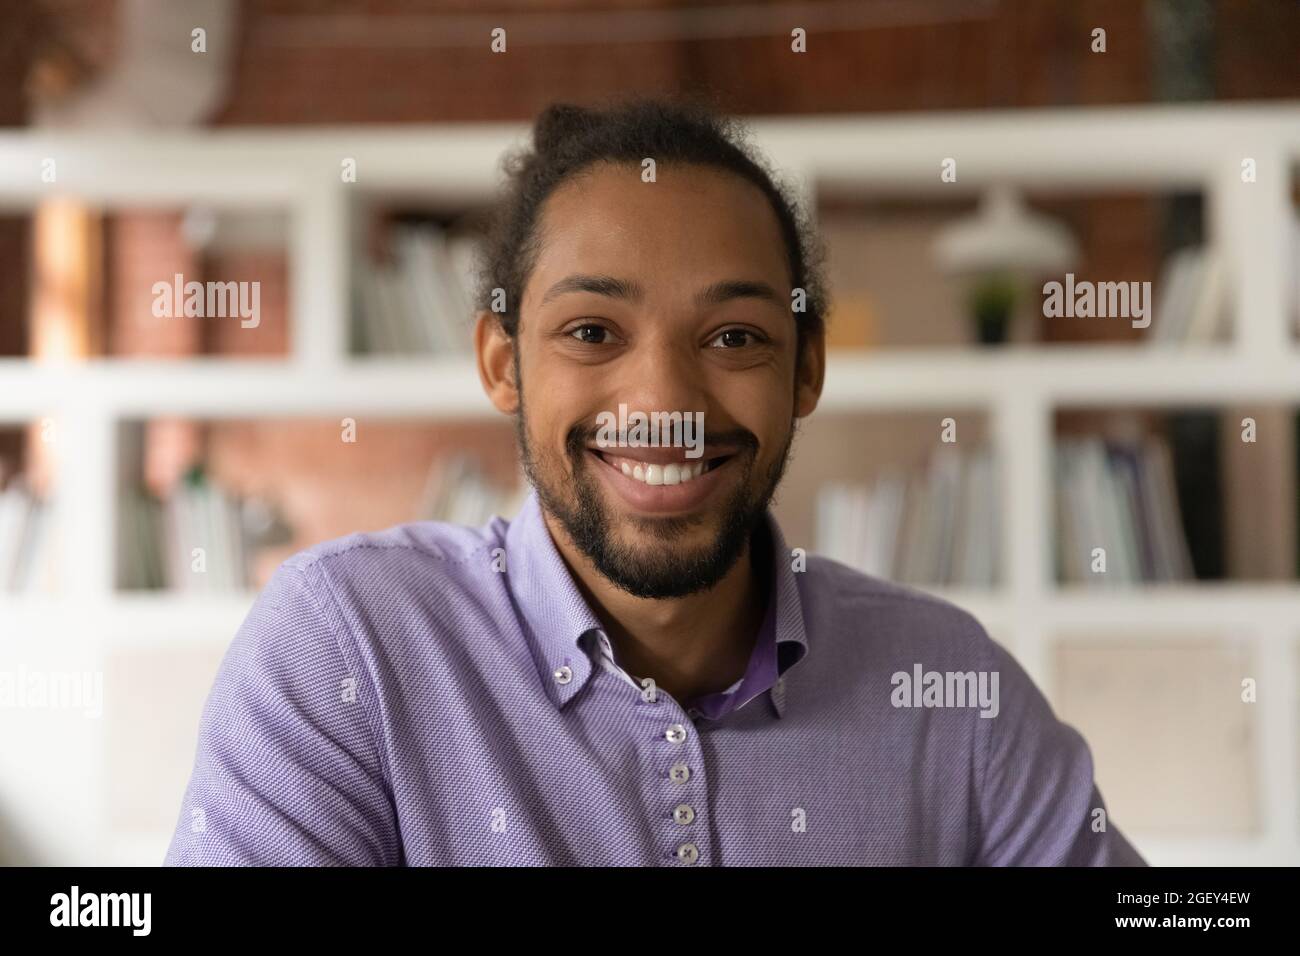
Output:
[656, 707, 708, 866]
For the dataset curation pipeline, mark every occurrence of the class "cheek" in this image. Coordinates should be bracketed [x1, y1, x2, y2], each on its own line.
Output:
[721, 382, 790, 435]
[520, 375, 571, 442]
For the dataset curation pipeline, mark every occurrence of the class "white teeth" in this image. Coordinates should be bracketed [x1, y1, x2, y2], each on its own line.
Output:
[606, 455, 712, 485]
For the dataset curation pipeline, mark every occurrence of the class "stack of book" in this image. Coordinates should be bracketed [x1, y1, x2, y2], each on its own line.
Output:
[815, 446, 999, 587]
[119, 476, 251, 591]
[416, 455, 528, 528]
[1054, 436, 1196, 585]
[118, 489, 166, 590]
[1149, 247, 1229, 345]
[0, 478, 53, 593]
[352, 224, 480, 355]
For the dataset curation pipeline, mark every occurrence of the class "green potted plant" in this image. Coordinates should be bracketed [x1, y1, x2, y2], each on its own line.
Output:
[933, 185, 1079, 347]
[969, 273, 1020, 346]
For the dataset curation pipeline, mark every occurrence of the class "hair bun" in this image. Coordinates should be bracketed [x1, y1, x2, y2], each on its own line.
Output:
[532, 103, 595, 155]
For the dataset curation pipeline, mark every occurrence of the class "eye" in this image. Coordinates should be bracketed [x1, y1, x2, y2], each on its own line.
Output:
[569, 323, 612, 345]
[708, 328, 761, 349]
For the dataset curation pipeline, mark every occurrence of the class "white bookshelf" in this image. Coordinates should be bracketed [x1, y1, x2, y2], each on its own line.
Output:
[0, 104, 1298, 866]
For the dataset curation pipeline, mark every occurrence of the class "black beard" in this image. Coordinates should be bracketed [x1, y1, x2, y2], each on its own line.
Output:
[514, 390, 794, 600]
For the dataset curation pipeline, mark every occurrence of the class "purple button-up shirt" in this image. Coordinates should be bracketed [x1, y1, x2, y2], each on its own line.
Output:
[165, 490, 1145, 866]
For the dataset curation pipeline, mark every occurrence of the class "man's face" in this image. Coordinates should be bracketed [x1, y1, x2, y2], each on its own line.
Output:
[503, 161, 821, 599]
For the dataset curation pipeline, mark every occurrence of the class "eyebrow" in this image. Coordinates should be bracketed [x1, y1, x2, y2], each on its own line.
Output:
[539, 274, 785, 311]
[693, 279, 786, 310]
[539, 274, 643, 307]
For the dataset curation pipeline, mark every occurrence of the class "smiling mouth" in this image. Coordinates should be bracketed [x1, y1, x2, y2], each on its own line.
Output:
[589, 449, 734, 485]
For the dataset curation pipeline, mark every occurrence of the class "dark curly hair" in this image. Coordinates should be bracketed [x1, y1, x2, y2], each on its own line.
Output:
[476, 97, 828, 356]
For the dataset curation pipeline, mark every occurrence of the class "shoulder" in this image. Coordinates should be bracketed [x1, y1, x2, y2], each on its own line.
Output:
[801, 554, 996, 668]
[238, 515, 512, 662]
[229, 516, 516, 692]
[291, 514, 507, 569]
[280, 515, 509, 595]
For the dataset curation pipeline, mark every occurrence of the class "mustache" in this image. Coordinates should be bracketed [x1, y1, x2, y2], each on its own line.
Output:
[565, 423, 759, 459]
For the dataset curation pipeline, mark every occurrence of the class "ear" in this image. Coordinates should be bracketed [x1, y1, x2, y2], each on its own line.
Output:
[475, 311, 519, 415]
[794, 327, 825, 420]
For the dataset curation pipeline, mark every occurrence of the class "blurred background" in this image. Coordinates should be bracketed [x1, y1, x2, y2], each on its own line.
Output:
[0, 0, 1298, 865]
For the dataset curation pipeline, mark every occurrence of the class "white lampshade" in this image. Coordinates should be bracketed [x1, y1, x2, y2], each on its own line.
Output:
[933, 185, 1079, 276]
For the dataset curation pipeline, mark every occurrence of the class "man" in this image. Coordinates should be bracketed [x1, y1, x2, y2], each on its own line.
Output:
[165, 99, 1144, 866]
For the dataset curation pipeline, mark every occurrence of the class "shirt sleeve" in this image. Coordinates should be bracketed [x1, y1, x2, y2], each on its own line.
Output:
[164, 558, 400, 866]
[973, 638, 1146, 866]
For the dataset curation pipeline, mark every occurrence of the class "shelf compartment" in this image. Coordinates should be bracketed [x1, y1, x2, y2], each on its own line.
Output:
[816, 186, 1229, 352]
[347, 191, 491, 360]
[113, 416, 521, 594]
[1052, 632, 1260, 837]
[783, 409, 1000, 590]
[0, 203, 292, 363]
[1052, 404, 1299, 589]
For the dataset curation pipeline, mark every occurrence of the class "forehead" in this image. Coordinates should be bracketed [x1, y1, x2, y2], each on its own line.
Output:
[522, 161, 791, 308]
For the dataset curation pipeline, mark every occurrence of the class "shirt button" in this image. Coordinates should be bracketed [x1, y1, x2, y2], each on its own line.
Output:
[673, 804, 695, 825]
[553, 665, 573, 685]
[676, 843, 700, 865]
[664, 723, 687, 744]
[668, 762, 690, 784]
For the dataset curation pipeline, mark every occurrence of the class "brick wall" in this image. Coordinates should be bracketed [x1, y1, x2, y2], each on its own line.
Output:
[2, 0, 1294, 559]
[204, 0, 1299, 125]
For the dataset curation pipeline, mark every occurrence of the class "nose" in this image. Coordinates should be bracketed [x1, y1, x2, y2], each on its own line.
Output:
[614, 336, 709, 424]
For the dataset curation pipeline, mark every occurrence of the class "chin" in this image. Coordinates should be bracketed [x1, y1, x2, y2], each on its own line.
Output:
[608, 499, 717, 536]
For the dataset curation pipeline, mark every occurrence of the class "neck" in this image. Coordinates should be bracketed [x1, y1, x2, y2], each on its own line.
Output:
[543, 512, 771, 705]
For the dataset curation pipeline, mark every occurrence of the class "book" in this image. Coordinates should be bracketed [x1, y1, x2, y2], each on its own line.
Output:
[1150, 247, 1228, 345]
[0, 478, 53, 593]
[354, 222, 483, 357]
[1054, 434, 1198, 585]
[814, 446, 997, 587]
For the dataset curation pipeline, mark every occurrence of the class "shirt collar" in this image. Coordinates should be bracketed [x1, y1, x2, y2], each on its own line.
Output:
[755, 512, 809, 716]
[503, 490, 605, 709]
[504, 488, 809, 715]
[685, 580, 778, 721]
